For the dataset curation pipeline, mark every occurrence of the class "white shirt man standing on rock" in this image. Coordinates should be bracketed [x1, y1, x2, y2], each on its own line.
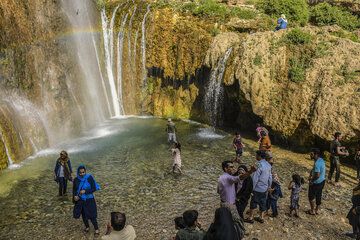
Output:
[166, 118, 177, 144]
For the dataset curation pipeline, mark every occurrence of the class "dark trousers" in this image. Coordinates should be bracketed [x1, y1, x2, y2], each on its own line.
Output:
[266, 198, 278, 216]
[328, 156, 340, 182]
[236, 199, 249, 219]
[356, 158, 360, 179]
[82, 209, 99, 230]
[58, 177, 67, 196]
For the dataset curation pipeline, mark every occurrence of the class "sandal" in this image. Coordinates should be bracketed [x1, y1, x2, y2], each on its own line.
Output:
[254, 217, 264, 223]
[305, 210, 315, 215]
[83, 228, 89, 233]
[244, 218, 254, 224]
[94, 231, 100, 237]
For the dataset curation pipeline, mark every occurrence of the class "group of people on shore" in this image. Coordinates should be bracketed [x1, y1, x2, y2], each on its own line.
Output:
[53, 119, 360, 239]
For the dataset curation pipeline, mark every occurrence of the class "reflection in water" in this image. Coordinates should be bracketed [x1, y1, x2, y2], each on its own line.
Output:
[0, 118, 244, 239]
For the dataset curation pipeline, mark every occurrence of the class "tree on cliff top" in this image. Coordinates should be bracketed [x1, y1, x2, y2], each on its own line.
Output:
[256, 0, 310, 26]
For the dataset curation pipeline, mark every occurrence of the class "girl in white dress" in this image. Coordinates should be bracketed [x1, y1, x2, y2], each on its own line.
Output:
[169, 142, 183, 174]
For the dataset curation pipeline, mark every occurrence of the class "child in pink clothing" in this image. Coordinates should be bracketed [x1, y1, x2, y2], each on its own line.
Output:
[169, 142, 183, 174]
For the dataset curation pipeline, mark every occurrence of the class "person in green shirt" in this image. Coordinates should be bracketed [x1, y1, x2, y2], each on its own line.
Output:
[175, 210, 206, 240]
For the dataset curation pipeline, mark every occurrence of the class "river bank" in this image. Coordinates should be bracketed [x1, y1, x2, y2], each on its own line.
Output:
[0, 118, 357, 239]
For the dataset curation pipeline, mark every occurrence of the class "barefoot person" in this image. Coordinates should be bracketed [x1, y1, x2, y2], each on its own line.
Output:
[73, 165, 100, 236]
[102, 212, 136, 240]
[169, 142, 183, 174]
[288, 174, 304, 217]
[166, 118, 177, 144]
[328, 132, 349, 187]
[306, 148, 326, 215]
[54, 150, 73, 196]
[233, 132, 245, 163]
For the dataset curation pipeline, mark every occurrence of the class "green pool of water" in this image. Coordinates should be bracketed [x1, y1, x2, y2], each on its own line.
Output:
[0, 117, 259, 239]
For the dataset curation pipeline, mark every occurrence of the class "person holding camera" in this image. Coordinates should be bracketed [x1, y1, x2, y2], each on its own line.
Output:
[328, 132, 349, 187]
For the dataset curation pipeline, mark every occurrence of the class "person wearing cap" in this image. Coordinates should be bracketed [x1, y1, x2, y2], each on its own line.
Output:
[166, 118, 177, 144]
[275, 14, 287, 31]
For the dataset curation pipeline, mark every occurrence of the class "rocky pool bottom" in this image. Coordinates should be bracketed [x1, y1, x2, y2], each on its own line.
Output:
[0, 118, 357, 239]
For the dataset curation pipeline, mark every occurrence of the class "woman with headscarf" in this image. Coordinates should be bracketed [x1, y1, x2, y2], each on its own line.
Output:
[235, 165, 253, 219]
[275, 14, 287, 31]
[73, 165, 100, 236]
[54, 150, 73, 196]
[347, 183, 360, 240]
[204, 207, 242, 240]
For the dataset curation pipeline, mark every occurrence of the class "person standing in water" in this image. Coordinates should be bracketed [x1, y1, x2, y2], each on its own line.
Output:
[169, 142, 183, 174]
[233, 132, 245, 163]
[54, 150, 73, 196]
[166, 118, 177, 144]
[73, 165, 100, 236]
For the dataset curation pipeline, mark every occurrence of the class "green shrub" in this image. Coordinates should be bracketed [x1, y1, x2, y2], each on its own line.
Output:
[245, 0, 255, 5]
[212, 27, 220, 36]
[181, 2, 197, 12]
[310, 3, 360, 31]
[193, 0, 229, 19]
[230, 7, 257, 19]
[255, 0, 310, 26]
[253, 52, 262, 66]
[286, 28, 314, 45]
[289, 56, 306, 83]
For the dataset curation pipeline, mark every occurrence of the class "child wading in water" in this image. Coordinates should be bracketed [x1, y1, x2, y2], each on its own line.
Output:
[288, 174, 304, 217]
[169, 142, 183, 174]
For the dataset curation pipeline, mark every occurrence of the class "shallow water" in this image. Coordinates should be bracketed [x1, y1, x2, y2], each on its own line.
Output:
[0, 118, 250, 240]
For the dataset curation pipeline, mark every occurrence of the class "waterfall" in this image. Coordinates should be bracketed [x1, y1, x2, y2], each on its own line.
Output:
[91, 37, 112, 116]
[204, 47, 233, 126]
[101, 8, 121, 116]
[128, 5, 137, 68]
[0, 131, 13, 166]
[116, 9, 130, 115]
[141, 4, 151, 87]
[109, 4, 121, 67]
[133, 25, 140, 80]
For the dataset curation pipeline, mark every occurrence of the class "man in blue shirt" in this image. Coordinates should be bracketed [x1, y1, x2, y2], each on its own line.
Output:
[307, 148, 326, 215]
[245, 150, 272, 224]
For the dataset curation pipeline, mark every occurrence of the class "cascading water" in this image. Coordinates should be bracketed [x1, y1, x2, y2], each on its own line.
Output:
[101, 8, 121, 116]
[141, 4, 151, 87]
[0, 131, 13, 166]
[116, 9, 130, 115]
[60, 0, 110, 123]
[204, 47, 233, 127]
[109, 4, 122, 67]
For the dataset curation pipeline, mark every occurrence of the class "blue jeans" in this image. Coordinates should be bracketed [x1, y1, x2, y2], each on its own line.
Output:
[267, 198, 278, 216]
[58, 177, 67, 196]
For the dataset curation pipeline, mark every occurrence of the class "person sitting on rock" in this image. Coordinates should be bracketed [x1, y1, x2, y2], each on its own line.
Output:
[175, 210, 206, 240]
[102, 212, 136, 240]
[170, 217, 186, 240]
[275, 14, 287, 31]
